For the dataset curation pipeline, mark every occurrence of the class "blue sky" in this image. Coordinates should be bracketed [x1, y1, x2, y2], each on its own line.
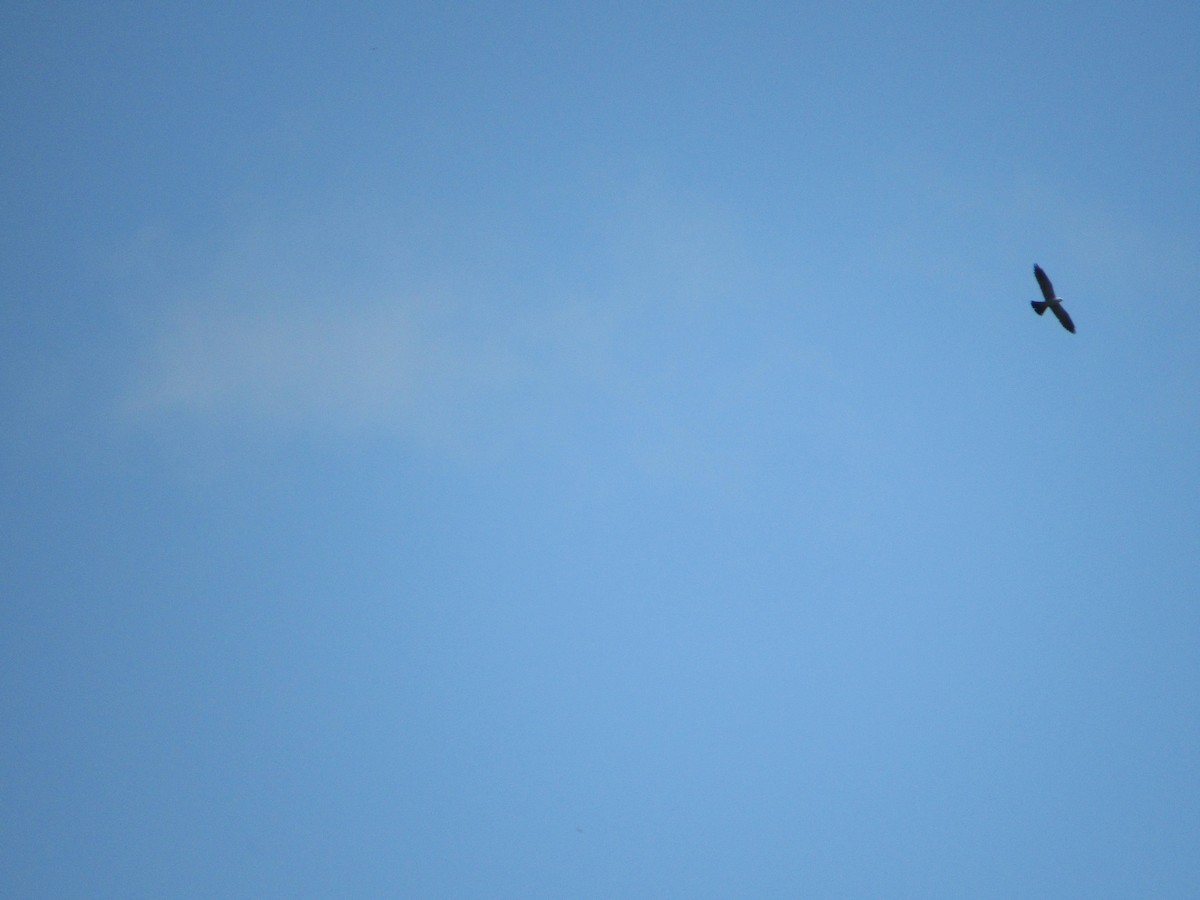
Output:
[3, 2, 1199, 896]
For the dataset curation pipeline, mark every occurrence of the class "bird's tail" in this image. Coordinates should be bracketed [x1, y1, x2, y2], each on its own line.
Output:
[1031, 300, 1048, 316]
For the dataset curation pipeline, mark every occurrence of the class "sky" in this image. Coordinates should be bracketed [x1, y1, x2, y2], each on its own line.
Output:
[3, 2, 1199, 896]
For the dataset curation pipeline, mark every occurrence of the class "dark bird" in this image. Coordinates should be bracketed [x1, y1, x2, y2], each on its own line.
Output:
[1031, 264, 1075, 333]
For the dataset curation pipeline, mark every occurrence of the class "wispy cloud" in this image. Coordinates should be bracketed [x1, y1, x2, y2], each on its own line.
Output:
[127, 298, 523, 443]
[118, 191, 849, 482]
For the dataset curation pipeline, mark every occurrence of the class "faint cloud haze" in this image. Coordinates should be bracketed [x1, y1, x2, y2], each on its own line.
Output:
[128, 300, 522, 441]
[120, 193, 849, 482]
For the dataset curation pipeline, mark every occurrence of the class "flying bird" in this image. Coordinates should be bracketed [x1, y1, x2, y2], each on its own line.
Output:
[1031, 264, 1075, 333]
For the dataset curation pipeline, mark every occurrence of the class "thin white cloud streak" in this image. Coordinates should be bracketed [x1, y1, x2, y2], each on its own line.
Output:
[127, 301, 524, 443]
[118, 194, 852, 486]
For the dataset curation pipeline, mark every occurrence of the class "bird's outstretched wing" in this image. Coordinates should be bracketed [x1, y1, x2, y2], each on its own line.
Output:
[1033, 264, 1056, 302]
[1051, 303, 1075, 333]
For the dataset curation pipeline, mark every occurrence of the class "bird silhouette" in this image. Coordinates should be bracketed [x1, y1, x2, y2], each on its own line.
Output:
[1031, 264, 1076, 333]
